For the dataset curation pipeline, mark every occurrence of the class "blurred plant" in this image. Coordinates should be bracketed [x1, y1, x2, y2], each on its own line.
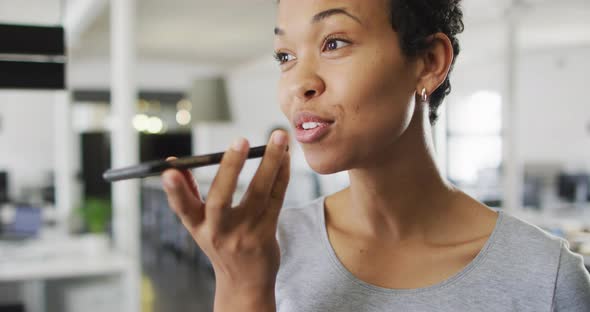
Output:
[77, 197, 112, 233]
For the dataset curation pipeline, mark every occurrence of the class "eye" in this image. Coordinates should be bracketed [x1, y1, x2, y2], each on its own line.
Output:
[323, 37, 351, 52]
[273, 51, 296, 65]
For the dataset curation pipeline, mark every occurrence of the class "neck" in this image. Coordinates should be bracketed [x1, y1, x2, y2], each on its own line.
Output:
[338, 102, 457, 242]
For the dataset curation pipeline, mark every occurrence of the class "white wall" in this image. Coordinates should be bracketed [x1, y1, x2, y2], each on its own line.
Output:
[515, 45, 590, 168]
[0, 91, 56, 199]
[225, 56, 284, 129]
[450, 44, 590, 169]
[0, 0, 61, 25]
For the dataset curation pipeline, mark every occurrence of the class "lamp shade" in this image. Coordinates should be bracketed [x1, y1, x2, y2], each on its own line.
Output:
[189, 77, 232, 122]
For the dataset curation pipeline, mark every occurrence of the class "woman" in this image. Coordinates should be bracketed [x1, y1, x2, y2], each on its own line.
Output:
[162, 0, 590, 311]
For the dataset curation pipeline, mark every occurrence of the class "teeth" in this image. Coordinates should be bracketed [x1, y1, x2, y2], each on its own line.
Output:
[302, 122, 321, 130]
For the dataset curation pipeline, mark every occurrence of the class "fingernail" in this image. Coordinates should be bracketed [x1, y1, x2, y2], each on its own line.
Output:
[231, 137, 246, 152]
[273, 131, 287, 146]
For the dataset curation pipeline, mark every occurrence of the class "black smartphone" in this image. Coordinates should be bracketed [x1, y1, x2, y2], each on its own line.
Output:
[103, 145, 267, 182]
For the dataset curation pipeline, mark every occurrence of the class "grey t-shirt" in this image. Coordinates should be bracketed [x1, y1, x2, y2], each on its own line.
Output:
[275, 196, 590, 311]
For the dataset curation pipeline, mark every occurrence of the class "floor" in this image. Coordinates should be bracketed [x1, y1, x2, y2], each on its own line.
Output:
[142, 239, 216, 311]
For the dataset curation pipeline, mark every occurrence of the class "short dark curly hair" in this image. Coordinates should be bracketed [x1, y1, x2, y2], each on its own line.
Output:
[389, 0, 464, 125]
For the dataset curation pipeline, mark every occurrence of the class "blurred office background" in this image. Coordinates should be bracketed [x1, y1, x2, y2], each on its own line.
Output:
[0, 0, 589, 311]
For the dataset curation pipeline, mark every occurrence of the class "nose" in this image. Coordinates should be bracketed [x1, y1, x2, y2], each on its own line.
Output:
[289, 62, 325, 102]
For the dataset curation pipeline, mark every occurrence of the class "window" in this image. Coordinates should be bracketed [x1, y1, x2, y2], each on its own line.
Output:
[447, 91, 503, 206]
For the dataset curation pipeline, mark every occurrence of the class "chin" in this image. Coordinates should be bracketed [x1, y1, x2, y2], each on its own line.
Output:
[303, 148, 349, 175]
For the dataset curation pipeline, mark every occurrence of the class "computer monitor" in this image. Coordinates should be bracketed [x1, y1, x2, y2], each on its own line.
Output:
[0, 304, 25, 312]
[557, 173, 590, 203]
[0, 171, 8, 203]
[3, 205, 42, 239]
[140, 132, 192, 162]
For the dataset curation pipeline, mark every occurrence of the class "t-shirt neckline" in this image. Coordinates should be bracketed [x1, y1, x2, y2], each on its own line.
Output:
[315, 195, 505, 295]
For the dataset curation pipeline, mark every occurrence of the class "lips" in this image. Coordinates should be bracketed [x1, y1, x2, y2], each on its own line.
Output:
[292, 111, 335, 144]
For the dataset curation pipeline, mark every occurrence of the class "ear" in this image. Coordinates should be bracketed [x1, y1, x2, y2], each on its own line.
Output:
[415, 33, 454, 99]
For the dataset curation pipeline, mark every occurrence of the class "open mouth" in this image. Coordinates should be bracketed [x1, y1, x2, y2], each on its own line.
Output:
[299, 121, 332, 130]
[294, 121, 334, 144]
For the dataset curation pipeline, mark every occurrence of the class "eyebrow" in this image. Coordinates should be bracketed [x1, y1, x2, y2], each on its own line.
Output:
[274, 7, 362, 36]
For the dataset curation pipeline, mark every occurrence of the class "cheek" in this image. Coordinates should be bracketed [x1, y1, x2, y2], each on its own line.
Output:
[324, 50, 416, 167]
[277, 78, 290, 118]
[334, 57, 414, 131]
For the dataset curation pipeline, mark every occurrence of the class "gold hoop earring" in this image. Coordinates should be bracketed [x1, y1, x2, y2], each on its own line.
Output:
[421, 88, 428, 103]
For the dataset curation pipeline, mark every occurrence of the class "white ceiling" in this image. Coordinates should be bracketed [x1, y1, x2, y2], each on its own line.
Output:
[70, 0, 278, 65]
[65, 0, 590, 65]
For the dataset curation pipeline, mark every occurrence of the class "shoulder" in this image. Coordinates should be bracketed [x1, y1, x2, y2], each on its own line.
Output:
[494, 212, 565, 261]
[553, 238, 590, 310]
[499, 211, 587, 271]
[493, 212, 590, 309]
[483, 213, 563, 287]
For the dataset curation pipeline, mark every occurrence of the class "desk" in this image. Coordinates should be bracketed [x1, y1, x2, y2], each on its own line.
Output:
[0, 252, 129, 282]
[0, 235, 136, 312]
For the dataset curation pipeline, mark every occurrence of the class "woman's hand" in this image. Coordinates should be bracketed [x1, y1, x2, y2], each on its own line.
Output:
[161, 130, 290, 312]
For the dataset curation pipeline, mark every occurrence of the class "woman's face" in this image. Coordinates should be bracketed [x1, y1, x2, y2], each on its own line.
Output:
[275, 0, 419, 174]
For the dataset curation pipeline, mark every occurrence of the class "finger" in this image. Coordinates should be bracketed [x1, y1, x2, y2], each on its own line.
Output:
[166, 156, 202, 200]
[162, 169, 205, 230]
[205, 137, 249, 229]
[266, 149, 290, 222]
[242, 130, 289, 214]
